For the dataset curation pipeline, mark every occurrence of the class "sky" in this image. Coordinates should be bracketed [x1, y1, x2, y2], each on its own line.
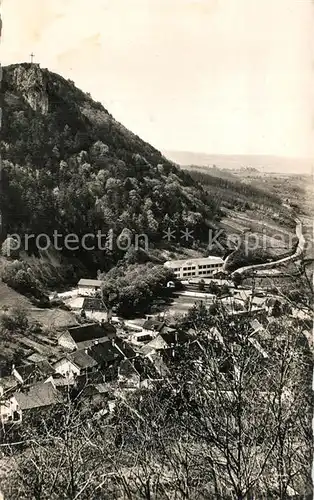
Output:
[1, 0, 313, 159]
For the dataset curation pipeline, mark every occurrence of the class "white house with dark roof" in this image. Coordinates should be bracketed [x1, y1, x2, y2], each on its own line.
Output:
[56, 330, 77, 351]
[0, 376, 22, 424]
[164, 256, 224, 280]
[0, 394, 21, 425]
[53, 358, 80, 381]
[53, 350, 98, 381]
[12, 361, 55, 386]
[57, 322, 117, 351]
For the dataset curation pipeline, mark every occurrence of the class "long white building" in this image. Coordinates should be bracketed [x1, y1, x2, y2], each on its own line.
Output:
[164, 256, 224, 280]
[77, 279, 103, 297]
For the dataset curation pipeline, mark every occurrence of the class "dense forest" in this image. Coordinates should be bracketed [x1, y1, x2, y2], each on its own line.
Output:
[0, 63, 221, 276]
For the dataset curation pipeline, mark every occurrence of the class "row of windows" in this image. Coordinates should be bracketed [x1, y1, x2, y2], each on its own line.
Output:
[177, 269, 218, 276]
[172, 264, 222, 278]
[199, 263, 221, 269]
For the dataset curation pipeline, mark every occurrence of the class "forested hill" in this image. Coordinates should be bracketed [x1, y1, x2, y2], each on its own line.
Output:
[0, 63, 220, 267]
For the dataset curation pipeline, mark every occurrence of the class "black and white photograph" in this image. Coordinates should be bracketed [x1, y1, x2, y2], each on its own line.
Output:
[0, 1, 313, 498]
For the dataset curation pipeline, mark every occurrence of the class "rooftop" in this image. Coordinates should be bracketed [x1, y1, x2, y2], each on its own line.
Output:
[0, 375, 18, 391]
[78, 279, 103, 288]
[114, 339, 137, 359]
[68, 350, 98, 370]
[161, 330, 189, 346]
[88, 340, 122, 365]
[141, 335, 169, 353]
[76, 336, 111, 350]
[164, 256, 224, 268]
[82, 297, 107, 311]
[52, 377, 75, 387]
[142, 319, 165, 332]
[67, 322, 116, 343]
[26, 353, 47, 363]
[14, 382, 62, 410]
[88, 338, 136, 365]
[14, 361, 55, 383]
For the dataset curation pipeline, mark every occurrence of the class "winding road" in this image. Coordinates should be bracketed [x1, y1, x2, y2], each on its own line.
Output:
[230, 218, 305, 278]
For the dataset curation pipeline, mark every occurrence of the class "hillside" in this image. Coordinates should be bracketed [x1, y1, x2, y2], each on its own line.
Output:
[0, 63, 220, 276]
[178, 164, 298, 268]
[0, 63, 301, 296]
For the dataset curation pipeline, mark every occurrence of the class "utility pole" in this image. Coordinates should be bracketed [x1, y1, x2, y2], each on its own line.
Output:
[30, 52, 35, 63]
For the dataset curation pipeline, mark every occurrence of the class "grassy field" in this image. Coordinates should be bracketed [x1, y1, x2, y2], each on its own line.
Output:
[0, 280, 78, 366]
[163, 293, 214, 318]
[0, 281, 33, 310]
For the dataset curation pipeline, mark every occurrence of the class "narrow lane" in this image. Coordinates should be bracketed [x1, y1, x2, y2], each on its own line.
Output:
[231, 218, 305, 278]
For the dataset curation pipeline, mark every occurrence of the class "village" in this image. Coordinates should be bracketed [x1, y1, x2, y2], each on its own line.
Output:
[0, 252, 311, 430]
[0, 3, 313, 493]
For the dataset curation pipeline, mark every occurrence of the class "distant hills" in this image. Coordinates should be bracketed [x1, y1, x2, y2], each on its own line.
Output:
[163, 151, 312, 175]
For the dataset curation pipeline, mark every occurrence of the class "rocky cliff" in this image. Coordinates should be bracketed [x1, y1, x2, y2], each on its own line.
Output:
[10, 64, 49, 114]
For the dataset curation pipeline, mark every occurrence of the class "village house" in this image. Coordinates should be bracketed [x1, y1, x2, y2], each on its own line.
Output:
[135, 354, 170, 382]
[57, 322, 117, 350]
[140, 334, 170, 355]
[52, 375, 77, 390]
[13, 382, 62, 417]
[0, 376, 21, 425]
[142, 318, 166, 336]
[12, 361, 55, 386]
[119, 356, 155, 386]
[116, 355, 167, 390]
[26, 353, 47, 364]
[77, 279, 103, 297]
[160, 328, 190, 349]
[81, 297, 113, 323]
[82, 383, 116, 415]
[53, 349, 98, 382]
[130, 319, 171, 344]
[82, 297, 106, 312]
[88, 338, 136, 369]
[141, 328, 191, 362]
[71, 338, 136, 383]
[56, 329, 77, 351]
[65, 295, 112, 323]
[53, 358, 79, 381]
[130, 331, 155, 344]
[0, 394, 21, 425]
